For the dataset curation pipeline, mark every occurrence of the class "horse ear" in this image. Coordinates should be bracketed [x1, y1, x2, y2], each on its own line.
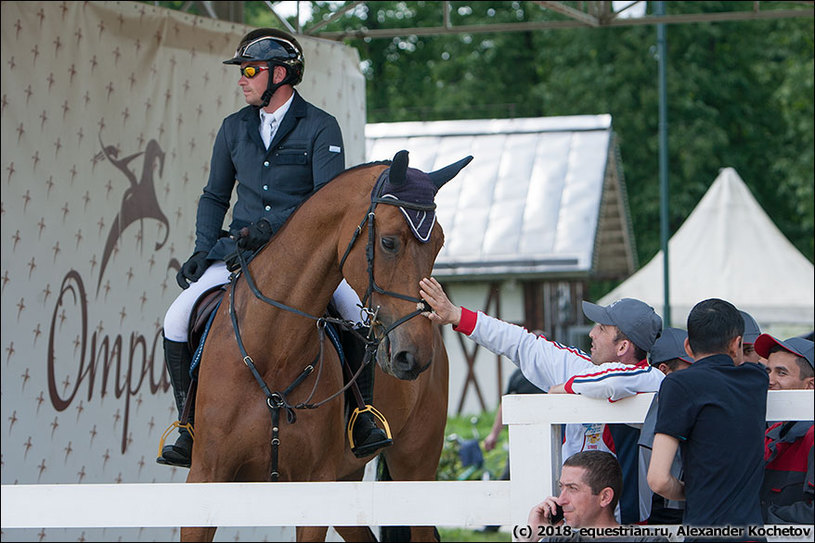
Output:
[428, 155, 473, 190]
[389, 150, 409, 187]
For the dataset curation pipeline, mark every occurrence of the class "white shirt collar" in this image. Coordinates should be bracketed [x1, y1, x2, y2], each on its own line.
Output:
[259, 92, 295, 126]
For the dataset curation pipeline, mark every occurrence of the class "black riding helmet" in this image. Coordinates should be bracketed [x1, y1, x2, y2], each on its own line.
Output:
[224, 28, 304, 107]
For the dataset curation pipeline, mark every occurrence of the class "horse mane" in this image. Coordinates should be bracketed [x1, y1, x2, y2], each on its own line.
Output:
[333, 159, 392, 179]
[273, 159, 392, 232]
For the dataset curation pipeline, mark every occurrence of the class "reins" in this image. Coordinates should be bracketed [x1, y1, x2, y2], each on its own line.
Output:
[228, 166, 434, 481]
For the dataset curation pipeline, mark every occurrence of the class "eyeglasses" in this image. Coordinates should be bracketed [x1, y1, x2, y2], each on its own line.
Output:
[240, 65, 270, 79]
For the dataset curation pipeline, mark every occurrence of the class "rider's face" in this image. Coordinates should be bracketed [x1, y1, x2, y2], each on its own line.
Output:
[238, 62, 273, 106]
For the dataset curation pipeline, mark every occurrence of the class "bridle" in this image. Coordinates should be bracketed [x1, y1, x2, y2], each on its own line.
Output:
[338, 167, 435, 340]
[227, 164, 436, 480]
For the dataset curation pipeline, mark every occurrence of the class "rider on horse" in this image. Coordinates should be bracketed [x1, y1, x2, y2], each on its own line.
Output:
[158, 28, 391, 467]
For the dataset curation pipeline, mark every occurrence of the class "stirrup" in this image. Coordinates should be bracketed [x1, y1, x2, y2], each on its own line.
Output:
[157, 420, 195, 459]
[347, 405, 392, 449]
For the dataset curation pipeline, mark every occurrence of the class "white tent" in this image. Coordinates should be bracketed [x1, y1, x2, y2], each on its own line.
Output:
[600, 167, 814, 330]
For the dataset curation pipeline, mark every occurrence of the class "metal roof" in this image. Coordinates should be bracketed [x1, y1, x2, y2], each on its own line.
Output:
[366, 115, 637, 280]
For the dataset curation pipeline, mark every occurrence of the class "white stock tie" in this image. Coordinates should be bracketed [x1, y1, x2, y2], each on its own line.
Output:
[260, 115, 276, 150]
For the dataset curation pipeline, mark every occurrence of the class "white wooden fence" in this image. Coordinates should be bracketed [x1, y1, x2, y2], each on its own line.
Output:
[2, 390, 813, 539]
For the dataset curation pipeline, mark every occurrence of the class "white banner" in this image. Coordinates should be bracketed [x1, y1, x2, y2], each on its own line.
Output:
[1, 2, 364, 540]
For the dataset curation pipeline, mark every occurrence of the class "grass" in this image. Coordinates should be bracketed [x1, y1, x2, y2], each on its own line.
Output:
[437, 526, 511, 542]
[432, 411, 513, 541]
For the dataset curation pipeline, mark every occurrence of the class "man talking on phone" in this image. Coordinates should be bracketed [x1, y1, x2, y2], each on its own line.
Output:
[521, 451, 668, 542]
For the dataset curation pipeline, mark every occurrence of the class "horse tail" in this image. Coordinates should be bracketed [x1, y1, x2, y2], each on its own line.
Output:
[376, 455, 441, 542]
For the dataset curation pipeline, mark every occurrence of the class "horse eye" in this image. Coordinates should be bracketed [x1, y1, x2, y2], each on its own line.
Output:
[380, 237, 398, 253]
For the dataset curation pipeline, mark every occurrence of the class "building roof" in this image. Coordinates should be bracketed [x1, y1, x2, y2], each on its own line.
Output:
[366, 115, 636, 280]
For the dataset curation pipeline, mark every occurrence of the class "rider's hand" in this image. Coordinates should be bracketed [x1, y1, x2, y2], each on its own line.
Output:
[176, 251, 209, 289]
[236, 218, 273, 252]
[418, 277, 462, 327]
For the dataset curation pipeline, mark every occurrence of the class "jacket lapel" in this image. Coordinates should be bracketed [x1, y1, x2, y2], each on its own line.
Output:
[244, 106, 264, 150]
[269, 90, 306, 151]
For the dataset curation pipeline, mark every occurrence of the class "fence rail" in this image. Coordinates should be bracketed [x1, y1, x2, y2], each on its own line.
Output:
[2, 390, 812, 538]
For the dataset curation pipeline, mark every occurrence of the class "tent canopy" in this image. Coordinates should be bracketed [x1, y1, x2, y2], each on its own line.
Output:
[600, 168, 814, 328]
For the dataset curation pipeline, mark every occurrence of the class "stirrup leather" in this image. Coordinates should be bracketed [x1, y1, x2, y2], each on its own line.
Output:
[157, 420, 195, 459]
[346, 405, 392, 449]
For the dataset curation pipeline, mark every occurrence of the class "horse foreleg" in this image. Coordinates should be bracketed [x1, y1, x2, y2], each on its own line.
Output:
[296, 526, 329, 542]
[180, 526, 216, 542]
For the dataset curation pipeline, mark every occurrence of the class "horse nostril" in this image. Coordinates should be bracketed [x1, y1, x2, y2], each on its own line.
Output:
[393, 351, 416, 372]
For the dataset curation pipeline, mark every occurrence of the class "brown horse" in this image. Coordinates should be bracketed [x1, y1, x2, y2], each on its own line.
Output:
[182, 151, 472, 542]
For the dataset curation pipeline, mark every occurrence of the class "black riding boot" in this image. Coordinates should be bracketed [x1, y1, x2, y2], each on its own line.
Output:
[157, 337, 195, 468]
[346, 328, 392, 458]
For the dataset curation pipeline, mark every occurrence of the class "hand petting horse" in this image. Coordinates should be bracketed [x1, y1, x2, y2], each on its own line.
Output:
[181, 150, 472, 542]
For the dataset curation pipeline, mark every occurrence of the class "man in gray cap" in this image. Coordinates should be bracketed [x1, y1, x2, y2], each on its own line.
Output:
[638, 328, 694, 524]
[419, 277, 664, 523]
[740, 310, 762, 364]
[755, 333, 814, 524]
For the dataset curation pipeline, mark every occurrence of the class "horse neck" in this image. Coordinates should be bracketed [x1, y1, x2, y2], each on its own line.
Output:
[244, 169, 373, 321]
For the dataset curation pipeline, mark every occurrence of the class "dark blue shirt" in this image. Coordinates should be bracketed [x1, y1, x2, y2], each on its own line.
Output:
[655, 354, 768, 530]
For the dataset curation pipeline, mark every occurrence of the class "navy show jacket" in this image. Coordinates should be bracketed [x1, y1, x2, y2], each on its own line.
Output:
[193, 90, 346, 262]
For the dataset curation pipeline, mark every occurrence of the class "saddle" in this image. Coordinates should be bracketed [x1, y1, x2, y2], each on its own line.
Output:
[187, 284, 227, 354]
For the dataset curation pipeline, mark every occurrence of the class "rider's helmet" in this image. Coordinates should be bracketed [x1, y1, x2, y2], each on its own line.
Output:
[223, 28, 304, 86]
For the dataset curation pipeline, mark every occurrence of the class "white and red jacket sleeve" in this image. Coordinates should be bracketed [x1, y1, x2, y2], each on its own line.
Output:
[454, 307, 594, 391]
[564, 360, 664, 401]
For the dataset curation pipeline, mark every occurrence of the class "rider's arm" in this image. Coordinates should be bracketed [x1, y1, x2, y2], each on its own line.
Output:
[195, 123, 235, 255]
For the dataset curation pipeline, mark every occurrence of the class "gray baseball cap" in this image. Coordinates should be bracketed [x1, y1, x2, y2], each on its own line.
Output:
[649, 327, 693, 366]
[740, 310, 761, 345]
[582, 298, 663, 352]
[754, 334, 814, 368]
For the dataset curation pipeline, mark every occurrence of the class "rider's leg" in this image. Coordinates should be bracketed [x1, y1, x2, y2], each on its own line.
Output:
[332, 279, 392, 458]
[158, 261, 230, 467]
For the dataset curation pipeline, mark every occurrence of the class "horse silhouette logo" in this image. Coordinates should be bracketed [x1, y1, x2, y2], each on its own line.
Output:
[95, 134, 169, 295]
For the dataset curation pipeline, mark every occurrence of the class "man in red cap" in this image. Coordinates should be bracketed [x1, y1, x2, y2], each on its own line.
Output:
[754, 333, 814, 524]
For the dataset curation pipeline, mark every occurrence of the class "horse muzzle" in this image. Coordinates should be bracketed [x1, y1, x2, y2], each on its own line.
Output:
[376, 332, 432, 381]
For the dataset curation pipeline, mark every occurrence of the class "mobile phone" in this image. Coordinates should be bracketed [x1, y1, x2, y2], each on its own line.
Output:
[551, 504, 564, 524]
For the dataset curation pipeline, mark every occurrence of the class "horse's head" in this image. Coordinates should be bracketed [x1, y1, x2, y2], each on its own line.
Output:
[340, 150, 472, 380]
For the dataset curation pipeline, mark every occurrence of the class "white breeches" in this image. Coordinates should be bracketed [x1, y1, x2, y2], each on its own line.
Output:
[163, 261, 365, 342]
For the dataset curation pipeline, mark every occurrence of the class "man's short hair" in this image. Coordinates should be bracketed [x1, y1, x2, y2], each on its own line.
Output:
[563, 450, 622, 511]
[613, 328, 648, 362]
[687, 298, 744, 355]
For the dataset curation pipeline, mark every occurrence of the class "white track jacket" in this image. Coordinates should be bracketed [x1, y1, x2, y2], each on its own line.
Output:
[454, 307, 665, 459]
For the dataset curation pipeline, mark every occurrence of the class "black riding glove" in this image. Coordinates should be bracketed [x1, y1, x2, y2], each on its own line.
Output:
[176, 251, 209, 289]
[236, 218, 273, 252]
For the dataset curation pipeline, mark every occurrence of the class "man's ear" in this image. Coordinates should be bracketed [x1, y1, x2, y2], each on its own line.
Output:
[658, 362, 671, 375]
[616, 337, 631, 358]
[804, 376, 814, 390]
[729, 335, 744, 365]
[598, 487, 614, 509]
[684, 337, 695, 359]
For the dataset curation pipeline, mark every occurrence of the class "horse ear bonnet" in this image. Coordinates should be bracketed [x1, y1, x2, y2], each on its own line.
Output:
[380, 151, 473, 243]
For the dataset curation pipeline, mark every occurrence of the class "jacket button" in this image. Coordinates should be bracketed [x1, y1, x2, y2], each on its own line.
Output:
[263, 185, 268, 191]
[265, 205, 271, 211]
[263, 161, 270, 167]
